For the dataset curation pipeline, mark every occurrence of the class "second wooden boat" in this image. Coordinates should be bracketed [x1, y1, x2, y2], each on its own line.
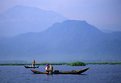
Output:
[24, 65, 39, 68]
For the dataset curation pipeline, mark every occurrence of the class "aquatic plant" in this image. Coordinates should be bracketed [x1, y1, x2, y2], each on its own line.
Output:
[69, 61, 86, 66]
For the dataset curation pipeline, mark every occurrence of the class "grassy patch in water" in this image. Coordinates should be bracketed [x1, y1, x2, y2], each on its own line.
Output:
[68, 61, 86, 66]
[0, 62, 86, 66]
[37, 61, 86, 66]
[0, 61, 121, 66]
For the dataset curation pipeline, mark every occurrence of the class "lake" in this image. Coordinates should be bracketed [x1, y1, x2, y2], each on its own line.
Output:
[0, 65, 121, 83]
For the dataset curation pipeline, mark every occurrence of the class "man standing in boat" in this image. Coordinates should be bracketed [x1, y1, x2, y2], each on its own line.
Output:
[45, 64, 53, 74]
[32, 60, 36, 67]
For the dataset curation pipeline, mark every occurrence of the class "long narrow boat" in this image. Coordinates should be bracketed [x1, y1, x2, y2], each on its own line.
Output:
[24, 65, 39, 68]
[31, 67, 89, 74]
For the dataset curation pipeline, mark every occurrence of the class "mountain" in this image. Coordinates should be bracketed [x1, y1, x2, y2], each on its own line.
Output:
[0, 6, 66, 37]
[0, 20, 121, 62]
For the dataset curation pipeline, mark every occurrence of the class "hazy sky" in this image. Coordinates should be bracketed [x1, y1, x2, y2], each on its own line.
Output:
[0, 0, 121, 31]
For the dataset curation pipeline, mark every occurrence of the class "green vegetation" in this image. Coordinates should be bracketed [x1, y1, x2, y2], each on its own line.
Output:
[0, 61, 86, 66]
[38, 61, 86, 66]
[0, 64, 26, 66]
[0, 61, 121, 66]
[68, 61, 86, 66]
[37, 62, 67, 65]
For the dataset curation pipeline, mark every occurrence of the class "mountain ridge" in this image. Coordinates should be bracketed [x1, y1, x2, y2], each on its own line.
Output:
[0, 20, 121, 61]
[0, 5, 66, 37]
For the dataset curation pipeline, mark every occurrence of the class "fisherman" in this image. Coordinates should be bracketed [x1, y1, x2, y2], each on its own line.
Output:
[45, 64, 53, 74]
[32, 60, 36, 67]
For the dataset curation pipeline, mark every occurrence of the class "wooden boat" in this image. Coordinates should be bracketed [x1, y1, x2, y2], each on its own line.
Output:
[31, 67, 89, 74]
[24, 60, 39, 68]
[24, 65, 39, 68]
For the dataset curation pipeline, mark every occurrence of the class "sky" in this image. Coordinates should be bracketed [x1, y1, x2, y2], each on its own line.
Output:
[0, 0, 121, 32]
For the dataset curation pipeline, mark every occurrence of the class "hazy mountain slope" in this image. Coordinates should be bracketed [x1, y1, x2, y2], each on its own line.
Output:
[0, 6, 66, 37]
[0, 20, 121, 61]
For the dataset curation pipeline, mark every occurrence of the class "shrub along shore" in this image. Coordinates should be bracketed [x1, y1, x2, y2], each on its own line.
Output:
[0, 61, 121, 66]
[0, 61, 85, 66]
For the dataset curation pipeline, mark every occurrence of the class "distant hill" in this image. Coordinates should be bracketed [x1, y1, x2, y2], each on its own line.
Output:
[0, 20, 121, 62]
[0, 6, 66, 37]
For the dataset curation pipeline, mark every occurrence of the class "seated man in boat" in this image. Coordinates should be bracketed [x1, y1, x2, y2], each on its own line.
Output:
[45, 64, 53, 74]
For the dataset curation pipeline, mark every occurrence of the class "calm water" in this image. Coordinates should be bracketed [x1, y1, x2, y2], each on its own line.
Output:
[0, 65, 121, 83]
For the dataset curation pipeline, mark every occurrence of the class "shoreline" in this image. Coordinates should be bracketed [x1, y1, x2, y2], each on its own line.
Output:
[0, 61, 121, 66]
